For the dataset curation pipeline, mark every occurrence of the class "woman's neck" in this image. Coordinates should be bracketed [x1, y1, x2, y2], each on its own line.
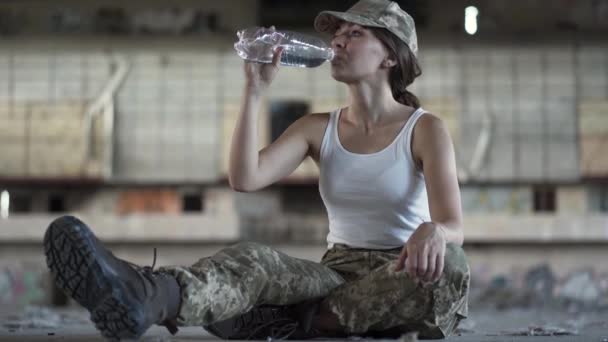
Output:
[346, 82, 402, 132]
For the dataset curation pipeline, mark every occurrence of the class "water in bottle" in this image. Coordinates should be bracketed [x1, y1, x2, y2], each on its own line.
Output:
[234, 27, 335, 68]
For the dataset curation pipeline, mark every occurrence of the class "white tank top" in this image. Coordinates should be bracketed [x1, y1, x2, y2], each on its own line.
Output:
[319, 107, 431, 249]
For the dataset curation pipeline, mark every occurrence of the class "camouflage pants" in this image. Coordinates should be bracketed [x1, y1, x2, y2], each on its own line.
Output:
[160, 242, 469, 338]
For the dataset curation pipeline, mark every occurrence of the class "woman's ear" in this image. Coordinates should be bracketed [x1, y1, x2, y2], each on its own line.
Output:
[382, 52, 398, 68]
[382, 58, 397, 68]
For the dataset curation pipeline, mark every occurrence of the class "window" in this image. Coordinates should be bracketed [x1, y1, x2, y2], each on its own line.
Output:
[599, 186, 608, 212]
[269, 101, 309, 143]
[533, 186, 556, 212]
[48, 194, 66, 213]
[182, 193, 204, 212]
[281, 185, 325, 214]
[10, 193, 32, 213]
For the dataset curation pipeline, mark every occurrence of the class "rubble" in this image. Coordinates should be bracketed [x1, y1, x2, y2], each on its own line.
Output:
[1, 305, 88, 331]
[500, 325, 578, 336]
[524, 264, 555, 305]
[399, 332, 418, 342]
[556, 270, 602, 305]
[474, 264, 608, 311]
[2, 306, 61, 330]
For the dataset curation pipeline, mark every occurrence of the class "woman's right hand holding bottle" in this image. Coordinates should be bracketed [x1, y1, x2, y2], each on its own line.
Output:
[243, 27, 284, 95]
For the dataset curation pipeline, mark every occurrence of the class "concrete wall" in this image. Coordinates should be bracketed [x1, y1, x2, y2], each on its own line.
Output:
[1, 38, 607, 183]
[0, 0, 258, 34]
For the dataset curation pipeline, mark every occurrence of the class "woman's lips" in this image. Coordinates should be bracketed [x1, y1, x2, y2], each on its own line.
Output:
[331, 54, 346, 65]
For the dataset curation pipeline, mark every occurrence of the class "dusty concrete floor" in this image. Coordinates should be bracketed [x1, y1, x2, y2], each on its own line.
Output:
[1, 306, 607, 341]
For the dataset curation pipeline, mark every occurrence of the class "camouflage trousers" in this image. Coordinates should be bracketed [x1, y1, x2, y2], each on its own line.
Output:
[160, 242, 470, 338]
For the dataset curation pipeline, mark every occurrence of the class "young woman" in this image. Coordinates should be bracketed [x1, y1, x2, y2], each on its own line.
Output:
[43, 0, 469, 340]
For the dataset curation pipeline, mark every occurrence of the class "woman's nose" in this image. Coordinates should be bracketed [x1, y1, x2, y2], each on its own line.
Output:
[331, 35, 346, 49]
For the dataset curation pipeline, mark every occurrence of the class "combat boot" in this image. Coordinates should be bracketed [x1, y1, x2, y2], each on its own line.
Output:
[44, 215, 181, 341]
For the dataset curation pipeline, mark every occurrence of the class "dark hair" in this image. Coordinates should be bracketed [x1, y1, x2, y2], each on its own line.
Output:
[369, 28, 422, 108]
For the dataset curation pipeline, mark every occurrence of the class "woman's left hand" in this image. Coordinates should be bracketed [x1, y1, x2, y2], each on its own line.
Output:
[395, 222, 446, 283]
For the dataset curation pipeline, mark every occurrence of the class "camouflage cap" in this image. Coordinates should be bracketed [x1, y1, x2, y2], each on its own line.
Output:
[314, 0, 418, 56]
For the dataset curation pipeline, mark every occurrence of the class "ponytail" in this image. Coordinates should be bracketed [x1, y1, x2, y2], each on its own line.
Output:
[370, 28, 423, 109]
[395, 89, 421, 109]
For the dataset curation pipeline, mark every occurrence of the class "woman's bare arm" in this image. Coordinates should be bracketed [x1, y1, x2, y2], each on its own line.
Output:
[228, 46, 313, 192]
[414, 114, 464, 245]
[395, 113, 464, 282]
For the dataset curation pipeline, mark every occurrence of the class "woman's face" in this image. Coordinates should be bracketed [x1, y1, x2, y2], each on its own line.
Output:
[330, 22, 390, 83]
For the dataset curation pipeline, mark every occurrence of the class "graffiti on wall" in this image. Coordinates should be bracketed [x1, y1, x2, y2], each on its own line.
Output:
[0, 268, 45, 307]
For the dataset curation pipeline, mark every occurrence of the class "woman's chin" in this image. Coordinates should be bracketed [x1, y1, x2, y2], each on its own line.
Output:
[330, 68, 351, 83]
[331, 72, 357, 84]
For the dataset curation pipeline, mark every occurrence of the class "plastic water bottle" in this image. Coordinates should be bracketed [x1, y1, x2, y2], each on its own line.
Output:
[234, 27, 335, 68]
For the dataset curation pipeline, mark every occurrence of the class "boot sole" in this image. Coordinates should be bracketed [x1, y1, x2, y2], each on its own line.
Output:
[44, 216, 146, 341]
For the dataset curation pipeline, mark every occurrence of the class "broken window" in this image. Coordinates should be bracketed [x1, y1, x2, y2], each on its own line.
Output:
[533, 186, 556, 212]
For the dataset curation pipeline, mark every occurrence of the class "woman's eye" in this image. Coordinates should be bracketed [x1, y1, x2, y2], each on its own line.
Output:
[351, 31, 362, 36]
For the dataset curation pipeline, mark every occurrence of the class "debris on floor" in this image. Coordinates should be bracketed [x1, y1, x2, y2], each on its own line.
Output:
[474, 264, 608, 311]
[524, 264, 555, 306]
[556, 270, 602, 304]
[499, 325, 579, 336]
[1, 305, 88, 331]
[399, 332, 418, 342]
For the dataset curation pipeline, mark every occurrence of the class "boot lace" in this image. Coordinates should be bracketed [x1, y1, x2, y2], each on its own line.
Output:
[127, 248, 179, 335]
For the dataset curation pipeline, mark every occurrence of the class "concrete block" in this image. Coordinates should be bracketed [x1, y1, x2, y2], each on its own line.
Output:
[487, 138, 515, 180]
[557, 187, 588, 214]
[488, 86, 514, 110]
[489, 50, 512, 75]
[464, 214, 608, 243]
[0, 117, 27, 140]
[578, 48, 607, 86]
[185, 159, 218, 182]
[27, 140, 86, 177]
[581, 82, 608, 98]
[515, 51, 542, 74]
[580, 135, 608, 177]
[547, 53, 574, 85]
[518, 119, 543, 137]
[487, 187, 532, 213]
[205, 188, 237, 215]
[461, 186, 532, 213]
[234, 190, 281, 218]
[457, 122, 484, 174]
[518, 100, 543, 122]
[547, 141, 579, 180]
[579, 100, 608, 135]
[463, 51, 487, 83]
[518, 138, 544, 180]
[286, 213, 329, 243]
[547, 85, 576, 100]
[69, 190, 120, 215]
[28, 102, 85, 141]
[116, 189, 180, 215]
[586, 185, 608, 212]
[0, 142, 27, 176]
[546, 102, 576, 137]
[0, 213, 240, 243]
[0, 102, 28, 139]
[53, 82, 83, 99]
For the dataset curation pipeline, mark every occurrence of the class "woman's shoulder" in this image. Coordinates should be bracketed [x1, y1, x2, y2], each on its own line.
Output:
[414, 111, 449, 137]
[307, 111, 332, 121]
[297, 111, 332, 134]
[293, 112, 333, 155]
[411, 111, 454, 161]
